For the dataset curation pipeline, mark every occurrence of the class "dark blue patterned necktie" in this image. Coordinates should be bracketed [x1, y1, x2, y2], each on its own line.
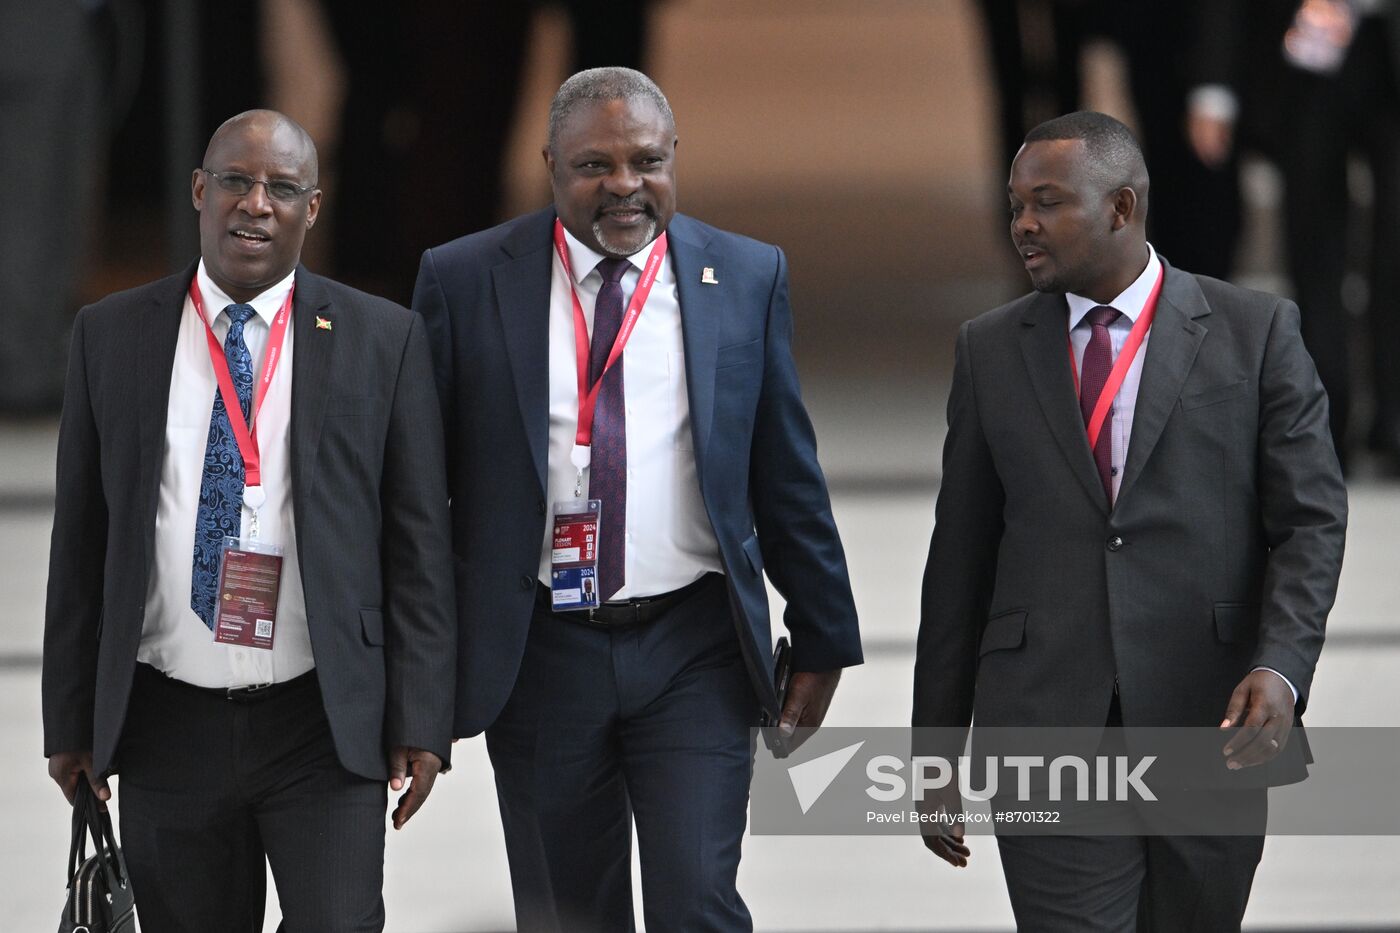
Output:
[590, 258, 631, 600]
[190, 303, 256, 629]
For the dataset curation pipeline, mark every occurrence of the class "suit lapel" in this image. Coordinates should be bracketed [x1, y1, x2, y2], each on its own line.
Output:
[1019, 292, 1108, 513]
[289, 268, 334, 524]
[137, 264, 196, 578]
[667, 215, 720, 478]
[493, 213, 554, 493]
[1116, 264, 1209, 503]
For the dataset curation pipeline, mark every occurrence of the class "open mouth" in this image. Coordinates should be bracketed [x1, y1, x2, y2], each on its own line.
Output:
[1020, 246, 1047, 268]
[599, 205, 650, 224]
[230, 228, 272, 248]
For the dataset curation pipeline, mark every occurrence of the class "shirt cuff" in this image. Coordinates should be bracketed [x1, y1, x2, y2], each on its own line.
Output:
[1252, 666, 1299, 705]
[1188, 85, 1239, 123]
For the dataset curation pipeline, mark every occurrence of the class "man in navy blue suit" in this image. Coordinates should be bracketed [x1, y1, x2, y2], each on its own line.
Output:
[413, 67, 862, 931]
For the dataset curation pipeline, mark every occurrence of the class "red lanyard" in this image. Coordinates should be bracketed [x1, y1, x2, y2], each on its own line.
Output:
[1067, 264, 1164, 451]
[188, 278, 293, 489]
[552, 219, 668, 446]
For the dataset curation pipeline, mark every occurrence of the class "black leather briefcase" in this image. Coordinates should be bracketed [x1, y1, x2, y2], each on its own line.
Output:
[59, 782, 135, 932]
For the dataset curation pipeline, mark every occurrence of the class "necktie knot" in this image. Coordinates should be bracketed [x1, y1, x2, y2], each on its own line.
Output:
[1087, 305, 1121, 329]
[596, 257, 631, 286]
[224, 303, 256, 327]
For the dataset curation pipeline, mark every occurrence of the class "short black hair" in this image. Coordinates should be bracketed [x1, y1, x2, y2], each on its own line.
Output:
[1023, 111, 1148, 213]
[547, 67, 675, 153]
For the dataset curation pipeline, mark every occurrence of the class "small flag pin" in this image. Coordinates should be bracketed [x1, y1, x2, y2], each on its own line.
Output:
[701, 267, 719, 285]
[316, 316, 333, 331]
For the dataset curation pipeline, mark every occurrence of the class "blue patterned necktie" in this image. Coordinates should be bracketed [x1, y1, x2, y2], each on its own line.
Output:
[190, 303, 257, 629]
[590, 258, 631, 600]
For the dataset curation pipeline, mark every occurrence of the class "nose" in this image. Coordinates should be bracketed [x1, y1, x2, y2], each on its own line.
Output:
[602, 164, 642, 197]
[239, 181, 274, 217]
[1012, 208, 1039, 239]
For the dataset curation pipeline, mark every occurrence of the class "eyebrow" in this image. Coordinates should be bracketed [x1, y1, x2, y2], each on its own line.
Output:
[218, 164, 307, 182]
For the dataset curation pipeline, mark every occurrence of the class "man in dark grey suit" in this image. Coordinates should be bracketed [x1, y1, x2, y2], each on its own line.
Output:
[42, 110, 455, 931]
[914, 112, 1346, 930]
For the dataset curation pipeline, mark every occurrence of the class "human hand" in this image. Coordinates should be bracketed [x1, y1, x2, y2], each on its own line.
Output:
[777, 669, 842, 752]
[1220, 670, 1295, 769]
[388, 746, 443, 829]
[917, 781, 970, 867]
[48, 750, 110, 809]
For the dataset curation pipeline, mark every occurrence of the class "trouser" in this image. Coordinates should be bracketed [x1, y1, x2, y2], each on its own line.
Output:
[487, 574, 758, 932]
[995, 694, 1266, 932]
[117, 664, 387, 933]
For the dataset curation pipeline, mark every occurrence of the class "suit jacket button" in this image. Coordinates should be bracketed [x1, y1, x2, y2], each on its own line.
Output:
[520, 574, 534, 590]
[1107, 536, 1124, 552]
[537, 499, 546, 516]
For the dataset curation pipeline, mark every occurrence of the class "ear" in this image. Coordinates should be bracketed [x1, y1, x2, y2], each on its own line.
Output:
[192, 169, 206, 211]
[542, 145, 555, 178]
[305, 189, 323, 229]
[1109, 186, 1138, 232]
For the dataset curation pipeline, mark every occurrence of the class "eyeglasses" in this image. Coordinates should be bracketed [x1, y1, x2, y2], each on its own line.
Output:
[202, 168, 317, 202]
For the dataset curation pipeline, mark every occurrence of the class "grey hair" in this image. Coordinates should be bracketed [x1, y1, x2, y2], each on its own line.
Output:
[1023, 111, 1149, 215]
[547, 67, 675, 152]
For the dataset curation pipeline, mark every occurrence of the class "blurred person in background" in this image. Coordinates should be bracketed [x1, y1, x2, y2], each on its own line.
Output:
[1188, 0, 1400, 471]
[973, 1, 1245, 280]
[324, 0, 660, 305]
[0, 0, 114, 416]
[975, 0, 1091, 177]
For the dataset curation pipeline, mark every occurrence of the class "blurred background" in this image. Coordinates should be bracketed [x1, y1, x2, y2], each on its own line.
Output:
[3, 0, 1399, 929]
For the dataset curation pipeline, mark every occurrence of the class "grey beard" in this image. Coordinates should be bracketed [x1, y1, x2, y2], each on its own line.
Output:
[593, 216, 657, 258]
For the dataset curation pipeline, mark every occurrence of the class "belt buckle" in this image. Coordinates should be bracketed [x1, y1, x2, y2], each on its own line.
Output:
[225, 681, 273, 699]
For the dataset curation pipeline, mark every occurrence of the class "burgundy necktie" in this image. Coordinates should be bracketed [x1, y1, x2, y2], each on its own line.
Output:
[590, 258, 631, 599]
[1079, 305, 1122, 506]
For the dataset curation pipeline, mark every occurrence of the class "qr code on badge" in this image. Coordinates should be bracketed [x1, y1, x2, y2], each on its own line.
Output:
[255, 619, 273, 639]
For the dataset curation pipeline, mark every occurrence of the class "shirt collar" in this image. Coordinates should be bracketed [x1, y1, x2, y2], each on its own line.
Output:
[560, 224, 653, 285]
[1066, 244, 1160, 330]
[195, 259, 296, 328]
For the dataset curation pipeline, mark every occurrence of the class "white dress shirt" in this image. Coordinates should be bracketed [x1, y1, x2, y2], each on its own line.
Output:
[537, 226, 723, 598]
[1066, 246, 1297, 703]
[138, 261, 313, 687]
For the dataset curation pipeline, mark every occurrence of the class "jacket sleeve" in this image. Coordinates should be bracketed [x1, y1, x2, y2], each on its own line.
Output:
[748, 246, 862, 673]
[379, 312, 457, 766]
[1249, 298, 1347, 713]
[913, 321, 1004, 750]
[43, 307, 107, 756]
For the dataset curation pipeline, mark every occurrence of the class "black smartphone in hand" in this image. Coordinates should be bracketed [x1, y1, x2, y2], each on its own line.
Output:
[760, 637, 793, 757]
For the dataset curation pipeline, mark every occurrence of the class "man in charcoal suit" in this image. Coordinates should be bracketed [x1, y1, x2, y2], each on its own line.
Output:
[43, 109, 455, 931]
[914, 112, 1346, 930]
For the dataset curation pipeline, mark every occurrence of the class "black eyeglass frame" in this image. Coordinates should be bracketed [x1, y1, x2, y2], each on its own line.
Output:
[201, 168, 318, 202]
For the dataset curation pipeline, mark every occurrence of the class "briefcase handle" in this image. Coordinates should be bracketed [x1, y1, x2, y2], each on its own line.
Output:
[67, 781, 127, 893]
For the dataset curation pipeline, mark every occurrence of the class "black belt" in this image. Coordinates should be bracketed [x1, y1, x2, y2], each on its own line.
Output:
[536, 573, 722, 626]
[136, 662, 317, 703]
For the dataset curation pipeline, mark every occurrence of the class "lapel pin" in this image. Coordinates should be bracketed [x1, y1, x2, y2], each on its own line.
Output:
[701, 267, 719, 285]
[315, 316, 333, 331]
